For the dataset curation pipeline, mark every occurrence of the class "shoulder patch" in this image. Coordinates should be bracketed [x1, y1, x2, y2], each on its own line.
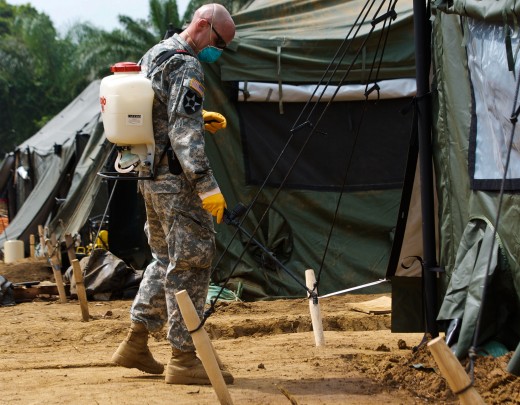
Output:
[186, 78, 205, 98]
[182, 90, 203, 114]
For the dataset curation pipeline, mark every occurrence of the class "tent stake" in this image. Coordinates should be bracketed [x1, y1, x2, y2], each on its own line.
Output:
[37, 225, 45, 257]
[65, 234, 90, 320]
[428, 337, 484, 404]
[507, 341, 520, 376]
[175, 289, 234, 405]
[45, 239, 67, 303]
[71, 259, 89, 321]
[50, 233, 60, 266]
[64, 233, 77, 264]
[305, 269, 325, 347]
[29, 234, 35, 258]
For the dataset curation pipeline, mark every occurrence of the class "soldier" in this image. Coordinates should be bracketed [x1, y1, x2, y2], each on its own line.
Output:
[111, 3, 235, 385]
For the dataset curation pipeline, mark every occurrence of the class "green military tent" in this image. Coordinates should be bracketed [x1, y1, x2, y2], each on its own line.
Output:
[201, 0, 419, 300]
[429, 1, 520, 360]
[203, 0, 520, 365]
[0, 81, 150, 270]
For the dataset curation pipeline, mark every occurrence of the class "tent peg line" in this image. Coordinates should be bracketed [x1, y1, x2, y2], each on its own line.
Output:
[319, 279, 389, 299]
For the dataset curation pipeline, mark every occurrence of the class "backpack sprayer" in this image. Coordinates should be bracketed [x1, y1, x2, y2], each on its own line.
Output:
[98, 62, 155, 180]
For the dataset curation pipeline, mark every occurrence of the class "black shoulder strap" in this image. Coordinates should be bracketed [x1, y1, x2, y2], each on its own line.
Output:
[147, 49, 190, 79]
[148, 48, 191, 178]
[155, 49, 189, 67]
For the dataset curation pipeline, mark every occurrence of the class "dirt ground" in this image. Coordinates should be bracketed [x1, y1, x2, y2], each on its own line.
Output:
[1, 258, 519, 405]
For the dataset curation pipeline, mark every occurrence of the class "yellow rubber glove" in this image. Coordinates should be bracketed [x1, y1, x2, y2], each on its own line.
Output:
[201, 192, 227, 224]
[202, 109, 227, 134]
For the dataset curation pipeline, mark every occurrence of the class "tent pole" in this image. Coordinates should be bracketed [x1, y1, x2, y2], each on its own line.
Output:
[413, 0, 439, 338]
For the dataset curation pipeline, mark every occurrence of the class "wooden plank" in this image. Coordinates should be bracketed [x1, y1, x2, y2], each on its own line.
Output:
[13, 283, 71, 302]
[347, 296, 392, 314]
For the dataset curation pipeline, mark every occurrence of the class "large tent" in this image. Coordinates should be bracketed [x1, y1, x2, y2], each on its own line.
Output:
[203, 2, 520, 362]
[202, 0, 420, 301]
[0, 81, 149, 269]
[429, 1, 520, 359]
[0, 81, 108, 251]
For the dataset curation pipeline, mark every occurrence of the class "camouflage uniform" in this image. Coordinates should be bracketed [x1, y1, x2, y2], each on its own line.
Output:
[130, 34, 218, 352]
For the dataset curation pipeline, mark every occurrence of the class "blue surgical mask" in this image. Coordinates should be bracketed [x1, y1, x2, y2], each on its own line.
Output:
[198, 46, 223, 63]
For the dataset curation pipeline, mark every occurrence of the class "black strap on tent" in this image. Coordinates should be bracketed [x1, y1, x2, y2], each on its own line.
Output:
[202, 0, 401, 323]
[385, 99, 419, 278]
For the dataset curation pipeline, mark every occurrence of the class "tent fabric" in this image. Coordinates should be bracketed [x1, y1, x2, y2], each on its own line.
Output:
[204, 67, 409, 299]
[432, 9, 520, 356]
[239, 97, 414, 191]
[237, 79, 417, 102]
[466, 19, 520, 190]
[1, 151, 74, 246]
[0, 154, 15, 195]
[220, 0, 416, 83]
[437, 218, 519, 358]
[47, 117, 111, 240]
[64, 248, 142, 300]
[393, 162, 438, 278]
[437, 219, 499, 358]
[0, 81, 102, 249]
[432, 12, 520, 293]
[199, 0, 418, 299]
[435, 0, 520, 23]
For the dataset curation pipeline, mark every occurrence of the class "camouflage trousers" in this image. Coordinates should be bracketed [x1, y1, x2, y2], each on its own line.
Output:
[131, 166, 215, 351]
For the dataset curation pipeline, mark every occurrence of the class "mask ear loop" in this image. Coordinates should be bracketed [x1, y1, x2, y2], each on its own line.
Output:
[209, 4, 216, 44]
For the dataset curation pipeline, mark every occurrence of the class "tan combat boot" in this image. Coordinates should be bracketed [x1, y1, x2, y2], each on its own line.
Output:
[165, 347, 234, 385]
[111, 322, 164, 374]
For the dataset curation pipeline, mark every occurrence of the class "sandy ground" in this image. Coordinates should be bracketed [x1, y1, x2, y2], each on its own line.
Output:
[1, 258, 519, 405]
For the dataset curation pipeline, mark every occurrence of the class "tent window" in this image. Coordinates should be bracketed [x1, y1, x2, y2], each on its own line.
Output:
[467, 19, 520, 191]
[238, 98, 414, 191]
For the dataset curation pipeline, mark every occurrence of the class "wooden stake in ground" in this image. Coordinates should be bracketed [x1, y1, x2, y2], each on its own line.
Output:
[64, 233, 77, 264]
[305, 269, 325, 347]
[29, 234, 35, 258]
[50, 233, 61, 266]
[428, 336, 485, 405]
[37, 225, 46, 257]
[175, 289, 233, 405]
[71, 259, 89, 321]
[65, 233, 89, 321]
[45, 239, 67, 304]
[507, 340, 520, 376]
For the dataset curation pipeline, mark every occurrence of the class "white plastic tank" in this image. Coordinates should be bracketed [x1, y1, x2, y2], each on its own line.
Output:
[99, 62, 155, 146]
[4, 240, 24, 263]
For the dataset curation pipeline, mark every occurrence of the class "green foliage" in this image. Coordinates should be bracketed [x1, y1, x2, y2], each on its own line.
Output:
[149, 0, 180, 36]
[0, 0, 15, 36]
[71, 0, 182, 79]
[0, 3, 87, 155]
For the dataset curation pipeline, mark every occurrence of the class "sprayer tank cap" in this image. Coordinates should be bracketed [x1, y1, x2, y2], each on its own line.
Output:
[110, 62, 141, 73]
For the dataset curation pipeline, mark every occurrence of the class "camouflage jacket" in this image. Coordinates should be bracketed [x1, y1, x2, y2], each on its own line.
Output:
[139, 34, 219, 195]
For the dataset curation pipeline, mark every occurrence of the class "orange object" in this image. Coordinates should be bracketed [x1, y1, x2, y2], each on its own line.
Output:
[0, 216, 8, 235]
